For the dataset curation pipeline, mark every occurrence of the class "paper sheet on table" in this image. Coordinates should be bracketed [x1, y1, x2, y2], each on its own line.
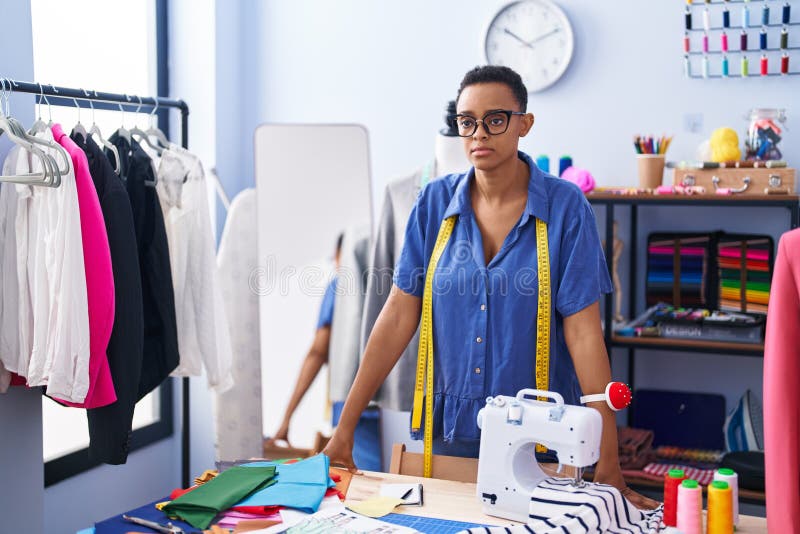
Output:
[248, 495, 343, 533]
[345, 496, 405, 518]
[274, 506, 418, 533]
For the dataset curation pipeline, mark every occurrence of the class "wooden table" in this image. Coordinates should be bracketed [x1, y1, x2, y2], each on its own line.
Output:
[347, 471, 768, 533]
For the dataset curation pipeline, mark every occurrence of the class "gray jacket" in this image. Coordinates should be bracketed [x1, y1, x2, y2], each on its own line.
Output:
[359, 171, 423, 411]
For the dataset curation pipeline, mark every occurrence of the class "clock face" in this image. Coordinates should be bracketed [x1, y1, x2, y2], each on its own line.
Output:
[484, 0, 575, 93]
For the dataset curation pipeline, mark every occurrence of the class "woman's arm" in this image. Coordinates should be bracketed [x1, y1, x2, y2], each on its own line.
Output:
[322, 285, 422, 470]
[267, 325, 332, 445]
[563, 301, 659, 510]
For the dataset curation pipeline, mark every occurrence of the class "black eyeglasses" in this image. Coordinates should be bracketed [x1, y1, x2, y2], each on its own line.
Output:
[451, 110, 525, 137]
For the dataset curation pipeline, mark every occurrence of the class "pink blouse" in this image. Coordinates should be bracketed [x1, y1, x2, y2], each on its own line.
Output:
[764, 228, 800, 532]
[51, 124, 116, 408]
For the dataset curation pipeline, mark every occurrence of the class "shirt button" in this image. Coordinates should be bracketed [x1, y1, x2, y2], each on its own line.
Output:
[475, 367, 481, 374]
[480, 304, 486, 311]
[476, 337, 483, 343]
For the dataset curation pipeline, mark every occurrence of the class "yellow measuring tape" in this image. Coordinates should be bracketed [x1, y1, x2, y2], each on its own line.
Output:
[411, 216, 551, 476]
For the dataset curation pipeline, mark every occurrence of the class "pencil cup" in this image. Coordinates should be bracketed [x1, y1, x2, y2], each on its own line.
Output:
[637, 154, 666, 189]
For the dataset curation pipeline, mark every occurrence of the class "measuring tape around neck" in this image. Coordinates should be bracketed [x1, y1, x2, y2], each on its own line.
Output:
[410, 215, 551, 477]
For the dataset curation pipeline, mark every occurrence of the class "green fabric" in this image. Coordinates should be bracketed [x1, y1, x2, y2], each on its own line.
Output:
[162, 465, 277, 529]
[720, 279, 771, 292]
[720, 269, 771, 283]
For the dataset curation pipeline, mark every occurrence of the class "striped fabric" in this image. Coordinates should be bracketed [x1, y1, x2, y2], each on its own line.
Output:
[458, 478, 664, 534]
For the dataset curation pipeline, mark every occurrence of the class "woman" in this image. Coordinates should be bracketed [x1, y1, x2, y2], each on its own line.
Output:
[323, 66, 658, 509]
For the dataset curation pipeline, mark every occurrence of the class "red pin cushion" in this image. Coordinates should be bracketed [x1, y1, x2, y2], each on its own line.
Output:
[579, 382, 632, 411]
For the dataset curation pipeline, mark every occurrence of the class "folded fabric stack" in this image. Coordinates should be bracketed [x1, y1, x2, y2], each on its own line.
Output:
[718, 244, 771, 314]
[617, 426, 656, 470]
[646, 242, 708, 307]
[157, 454, 338, 530]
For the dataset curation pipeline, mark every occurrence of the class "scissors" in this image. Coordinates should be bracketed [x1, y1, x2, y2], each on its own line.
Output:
[122, 514, 185, 534]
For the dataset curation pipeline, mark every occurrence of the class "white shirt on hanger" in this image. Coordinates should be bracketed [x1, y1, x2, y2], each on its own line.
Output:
[156, 146, 233, 392]
[21, 131, 90, 402]
[0, 149, 22, 392]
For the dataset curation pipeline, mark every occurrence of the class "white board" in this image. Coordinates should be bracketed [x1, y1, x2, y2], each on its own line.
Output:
[255, 124, 372, 447]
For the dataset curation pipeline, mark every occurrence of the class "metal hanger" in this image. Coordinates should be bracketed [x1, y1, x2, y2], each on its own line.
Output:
[116, 95, 132, 143]
[2, 78, 60, 187]
[130, 95, 164, 155]
[145, 98, 170, 149]
[85, 89, 121, 175]
[71, 92, 87, 142]
[24, 83, 70, 180]
[0, 79, 58, 186]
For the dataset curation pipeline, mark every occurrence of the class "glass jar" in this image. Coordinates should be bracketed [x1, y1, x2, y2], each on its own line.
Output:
[745, 108, 787, 161]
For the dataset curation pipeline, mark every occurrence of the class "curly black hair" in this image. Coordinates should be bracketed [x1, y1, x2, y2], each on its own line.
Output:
[456, 65, 528, 112]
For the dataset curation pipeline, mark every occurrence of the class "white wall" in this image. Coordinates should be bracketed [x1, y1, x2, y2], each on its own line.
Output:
[227, 0, 799, 205]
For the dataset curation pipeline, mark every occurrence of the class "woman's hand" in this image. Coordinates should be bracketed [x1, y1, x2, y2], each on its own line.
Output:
[321, 430, 360, 474]
[594, 468, 660, 510]
[264, 421, 291, 448]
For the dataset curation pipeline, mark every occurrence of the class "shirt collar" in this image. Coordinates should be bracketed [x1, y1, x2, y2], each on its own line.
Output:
[442, 151, 550, 224]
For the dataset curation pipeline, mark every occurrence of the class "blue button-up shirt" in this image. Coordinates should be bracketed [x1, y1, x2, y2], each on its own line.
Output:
[394, 151, 612, 443]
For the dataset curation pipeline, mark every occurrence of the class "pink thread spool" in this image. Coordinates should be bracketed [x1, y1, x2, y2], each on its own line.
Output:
[721, 32, 728, 52]
[703, 33, 709, 53]
[676, 479, 702, 534]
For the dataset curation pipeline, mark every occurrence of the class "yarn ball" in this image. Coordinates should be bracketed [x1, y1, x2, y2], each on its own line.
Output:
[560, 166, 596, 193]
[709, 127, 742, 162]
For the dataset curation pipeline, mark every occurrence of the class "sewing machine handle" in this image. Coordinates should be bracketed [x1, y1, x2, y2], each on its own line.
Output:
[515, 389, 565, 406]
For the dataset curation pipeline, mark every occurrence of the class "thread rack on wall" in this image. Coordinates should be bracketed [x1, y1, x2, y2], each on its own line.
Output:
[683, 0, 800, 78]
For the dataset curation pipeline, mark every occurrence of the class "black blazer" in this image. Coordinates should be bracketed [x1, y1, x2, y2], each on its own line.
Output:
[73, 133, 143, 464]
[106, 134, 180, 400]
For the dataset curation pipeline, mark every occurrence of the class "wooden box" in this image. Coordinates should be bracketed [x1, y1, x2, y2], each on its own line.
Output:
[673, 167, 796, 195]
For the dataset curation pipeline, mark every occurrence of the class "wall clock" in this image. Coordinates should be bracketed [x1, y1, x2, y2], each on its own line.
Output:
[484, 0, 575, 93]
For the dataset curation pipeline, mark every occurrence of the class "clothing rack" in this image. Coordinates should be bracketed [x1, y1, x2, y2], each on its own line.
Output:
[3, 80, 193, 489]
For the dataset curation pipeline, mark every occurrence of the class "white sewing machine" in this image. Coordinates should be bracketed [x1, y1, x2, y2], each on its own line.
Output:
[476, 388, 603, 523]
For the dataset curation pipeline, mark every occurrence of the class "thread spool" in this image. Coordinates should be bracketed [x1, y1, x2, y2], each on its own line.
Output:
[781, 28, 788, 49]
[676, 479, 702, 534]
[761, 54, 768, 75]
[686, 6, 692, 30]
[742, 4, 750, 28]
[723, 8, 730, 28]
[760, 28, 767, 50]
[722, 55, 730, 76]
[721, 32, 728, 52]
[782, 53, 790, 74]
[558, 155, 572, 177]
[703, 8, 710, 32]
[762, 4, 770, 26]
[740, 30, 748, 51]
[685, 55, 692, 77]
[741, 55, 749, 76]
[702, 55, 710, 77]
[713, 468, 739, 525]
[663, 468, 686, 527]
[536, 154, 550, 174]
[703, 33, 709, 53]
[783, 2, 791, 24]
[684, 32, 691, 53]
[707, 480, 734, 534]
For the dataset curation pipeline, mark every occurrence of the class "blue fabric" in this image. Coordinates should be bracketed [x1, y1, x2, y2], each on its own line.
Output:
[93, 499, 193, 534]
[393, 151, 612, 444]
[238, 454, 334, 512]
[331, 401, 382, 471]
[316, 277, 337, 329]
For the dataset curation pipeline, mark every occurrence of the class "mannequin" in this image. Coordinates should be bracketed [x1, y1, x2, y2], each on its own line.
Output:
[434, 101, 469, 177]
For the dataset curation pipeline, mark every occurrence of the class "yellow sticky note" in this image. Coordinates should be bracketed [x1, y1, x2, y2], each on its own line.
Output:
[345, 497, 406, 518]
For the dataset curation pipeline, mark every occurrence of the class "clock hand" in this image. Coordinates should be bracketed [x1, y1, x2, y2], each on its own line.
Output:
[526, 27, 561, 46]
[503, 28, 534, 49]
